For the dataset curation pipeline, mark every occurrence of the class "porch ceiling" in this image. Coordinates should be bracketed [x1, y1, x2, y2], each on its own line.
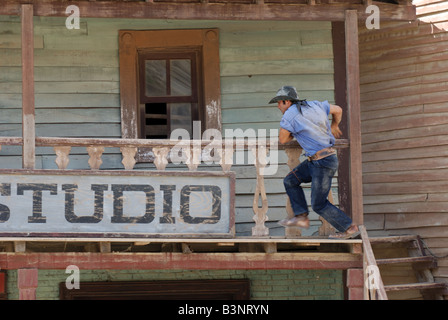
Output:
[1, 0, 416, 21]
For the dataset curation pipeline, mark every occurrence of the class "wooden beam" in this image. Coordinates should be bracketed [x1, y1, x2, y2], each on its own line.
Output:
[0, 252, 362, 270]
[345, 10, 363, 226]
[0, 236, 362, 245]
[0, 0, 416, 21]
[33, 136, 349, 150]
[21, 4, 35, 170]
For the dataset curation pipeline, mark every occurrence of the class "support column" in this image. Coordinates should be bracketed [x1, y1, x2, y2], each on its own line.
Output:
[346, 268, 364, 300]
[345, 10, 363, 226]
[21, 4, 36, 169]
[0, 271, 6, 300]
[331, 22, 351, 218]
[17, 268, 38, 300]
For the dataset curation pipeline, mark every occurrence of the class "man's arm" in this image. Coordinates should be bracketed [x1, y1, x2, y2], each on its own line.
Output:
[329, 104, 343, 139]
[279, 128, 294, 144]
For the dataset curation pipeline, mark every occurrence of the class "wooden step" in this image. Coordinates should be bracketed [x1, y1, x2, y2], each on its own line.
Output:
[377, 255, 436, 266]
[385, 282, 446, 292]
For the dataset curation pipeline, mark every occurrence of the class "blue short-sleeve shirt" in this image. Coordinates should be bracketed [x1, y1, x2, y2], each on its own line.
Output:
[280, 100, 335, 157]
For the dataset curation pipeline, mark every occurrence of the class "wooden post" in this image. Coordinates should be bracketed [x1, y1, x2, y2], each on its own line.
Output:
[345, 10, 364, 226]
[21, 4, 35, 169]
[17, 268, 38, 300]
[346, 268, 364, 300]
[331, 22, 351, 218]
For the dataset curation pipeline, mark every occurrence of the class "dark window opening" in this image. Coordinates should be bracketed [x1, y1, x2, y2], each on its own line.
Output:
[145, 103, 168, 139]
[59, 279, 250, 300]
[138, 50, 201, 140]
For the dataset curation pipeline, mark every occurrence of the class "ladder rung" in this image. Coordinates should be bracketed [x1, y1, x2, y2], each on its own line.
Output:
[385, 282, 446, 292]
[377, 255, 435, 265]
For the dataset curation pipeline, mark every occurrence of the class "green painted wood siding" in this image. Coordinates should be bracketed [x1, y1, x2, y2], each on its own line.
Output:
[0, 16, 335, 236]
[6, 269, 344, 300]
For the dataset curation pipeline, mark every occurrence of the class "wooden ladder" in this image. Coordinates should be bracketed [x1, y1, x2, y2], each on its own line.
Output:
[369, 234, 446, 300]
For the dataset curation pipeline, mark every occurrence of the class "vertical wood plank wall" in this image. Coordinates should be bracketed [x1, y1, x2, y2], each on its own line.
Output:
[359, 0, 448, 283]
[0, 17, 336, 236]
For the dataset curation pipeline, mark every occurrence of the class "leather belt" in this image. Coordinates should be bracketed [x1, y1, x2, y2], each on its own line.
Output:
[307, 147, 336, 161]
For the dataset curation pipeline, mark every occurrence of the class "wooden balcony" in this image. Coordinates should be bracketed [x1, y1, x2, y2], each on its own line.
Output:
[0, 135, 352, 238]
[0, 136, 356, 238]
[0, 136, 364, 274]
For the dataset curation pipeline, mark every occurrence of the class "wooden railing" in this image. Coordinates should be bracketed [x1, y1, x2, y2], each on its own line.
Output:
[360, 225, 388, 300]
[0, 136, 349, 237]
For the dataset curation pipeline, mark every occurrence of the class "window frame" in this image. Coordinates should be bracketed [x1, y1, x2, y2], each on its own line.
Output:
[138, 49, 201, 139]
[119, 29, 221, 156]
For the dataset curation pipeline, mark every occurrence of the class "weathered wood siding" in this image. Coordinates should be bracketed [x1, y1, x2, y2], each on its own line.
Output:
[359, 0, 448, 286]
[0, 16, 335, 236]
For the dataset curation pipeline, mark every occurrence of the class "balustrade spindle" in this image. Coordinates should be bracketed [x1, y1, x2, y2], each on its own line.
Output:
[318, 190, 335, 236]
[54, 146, 71, 169]
[120, 147, 137, 170]
[153, 147, 169, 170]
[284, 147, 302, 238]
[251, 145, 269, 237]
[86, 146, 104, 170]
[186, 142, 201, 171]
[218, 141, 234, 172]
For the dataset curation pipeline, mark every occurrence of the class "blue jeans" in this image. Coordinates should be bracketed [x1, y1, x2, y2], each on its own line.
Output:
[283, 154, 352, 232]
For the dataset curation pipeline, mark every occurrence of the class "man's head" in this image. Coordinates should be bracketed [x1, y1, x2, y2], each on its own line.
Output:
[276, 100, 292, 114]
[269, 86, 299, 114]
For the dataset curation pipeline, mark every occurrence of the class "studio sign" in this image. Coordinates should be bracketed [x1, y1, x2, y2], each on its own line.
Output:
[0, 172, 234, 237]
